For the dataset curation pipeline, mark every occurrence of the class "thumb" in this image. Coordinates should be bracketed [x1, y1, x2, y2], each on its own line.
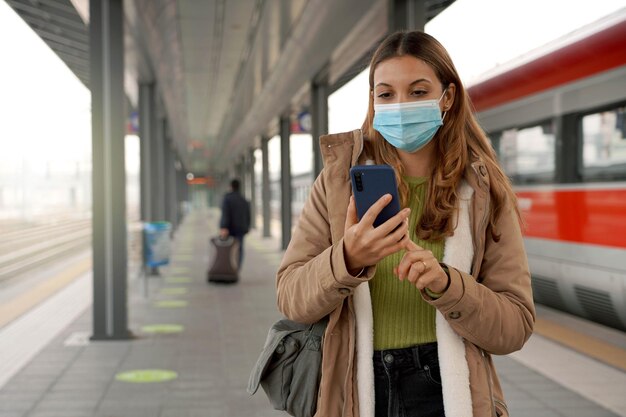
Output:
[345, 196, 358, 231]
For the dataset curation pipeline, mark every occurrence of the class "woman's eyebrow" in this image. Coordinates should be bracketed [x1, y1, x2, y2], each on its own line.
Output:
[374, 78, 432, 89]
[409, 78, 431, 86]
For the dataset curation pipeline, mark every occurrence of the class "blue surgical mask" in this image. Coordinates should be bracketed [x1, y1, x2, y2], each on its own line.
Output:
[373, 90, 447, 153]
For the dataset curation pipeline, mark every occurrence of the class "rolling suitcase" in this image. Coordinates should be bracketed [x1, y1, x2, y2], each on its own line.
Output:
[207, 236, 240, 283]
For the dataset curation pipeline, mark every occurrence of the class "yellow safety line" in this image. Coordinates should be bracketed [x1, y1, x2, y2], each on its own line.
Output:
[0, 257, 92, 328]
[534, 317, 626, 372]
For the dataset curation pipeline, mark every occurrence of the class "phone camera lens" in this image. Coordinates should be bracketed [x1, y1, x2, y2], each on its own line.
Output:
[355, 172, 363, 192]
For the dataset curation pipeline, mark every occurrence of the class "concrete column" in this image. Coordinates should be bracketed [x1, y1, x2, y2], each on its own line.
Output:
[389, 0, 427, 31]
[166, 144, 178, 229]
[249, 147, 257, 229]
[162, 133, 173, 226]
[261, 136, 271, 237]
[238, 155, 246, 198]
[311, 75, 328, 178]
[174, 160, 184, 223]
[139, 82, 155, 222]
[280, 115, 292, 250]
[152, 117, 166, 221]
[89, 0, 130, 340]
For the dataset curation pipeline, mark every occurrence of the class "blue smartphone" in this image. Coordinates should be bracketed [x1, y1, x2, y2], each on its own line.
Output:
[350, 164, 401, 228]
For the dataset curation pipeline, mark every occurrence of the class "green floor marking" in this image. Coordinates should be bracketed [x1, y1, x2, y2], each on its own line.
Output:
[115, 369, 178, 383]
[160, 287, 188, 295]
[154, 300, 188, 308]
[170, 267, 190, 274]
[165, 277, 192, 283]
[141, 324, 184, 334]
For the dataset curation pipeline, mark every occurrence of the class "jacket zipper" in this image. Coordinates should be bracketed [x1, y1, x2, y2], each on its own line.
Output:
[480, 348, 497, 417]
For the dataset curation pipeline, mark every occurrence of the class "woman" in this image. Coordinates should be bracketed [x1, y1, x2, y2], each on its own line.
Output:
[276, 31, 535, 417]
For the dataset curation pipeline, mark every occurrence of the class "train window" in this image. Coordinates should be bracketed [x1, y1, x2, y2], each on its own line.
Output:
[498, 122, 556, 184]
[582, 106, 626, 179]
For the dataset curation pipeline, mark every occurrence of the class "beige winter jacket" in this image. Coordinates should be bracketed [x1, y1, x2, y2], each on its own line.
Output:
[276, 129, 535, 417]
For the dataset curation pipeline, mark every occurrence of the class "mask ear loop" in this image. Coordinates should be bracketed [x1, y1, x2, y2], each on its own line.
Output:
[439, 88, 449, 122]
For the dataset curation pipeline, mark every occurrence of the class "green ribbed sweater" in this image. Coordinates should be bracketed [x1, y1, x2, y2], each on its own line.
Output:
[369, 176, 444, 350]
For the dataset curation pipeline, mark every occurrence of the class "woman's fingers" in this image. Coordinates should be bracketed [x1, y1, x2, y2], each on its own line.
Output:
[380, 217, 409, 246]
[344, 196, 359, 231]
[376, 207, 411, 236]
[406, 261, 425, 284]
[361, 194, 392, 227]
[409, 268, 439, 290]
[379, 234, 410, 259]
[404, 238, 423, 252]
[397, 250, 431, 279]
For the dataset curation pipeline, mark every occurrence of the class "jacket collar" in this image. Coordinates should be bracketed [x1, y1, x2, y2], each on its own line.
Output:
[319, 129, 365, 169]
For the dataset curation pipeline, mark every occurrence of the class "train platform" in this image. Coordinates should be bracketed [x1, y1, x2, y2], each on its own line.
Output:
[1, 209, 625, 417]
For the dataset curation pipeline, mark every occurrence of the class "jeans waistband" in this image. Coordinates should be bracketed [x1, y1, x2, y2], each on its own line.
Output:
[373, 342, 439, 370]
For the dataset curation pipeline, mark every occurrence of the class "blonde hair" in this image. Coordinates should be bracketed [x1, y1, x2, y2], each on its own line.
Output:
[361, 31, 519, 241]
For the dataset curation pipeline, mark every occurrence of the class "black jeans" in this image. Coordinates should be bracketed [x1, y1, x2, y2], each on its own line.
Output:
[373, 342, 444, 417]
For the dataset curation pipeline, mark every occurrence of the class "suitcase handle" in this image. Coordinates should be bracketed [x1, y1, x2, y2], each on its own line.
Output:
[212, 236, 235, 247]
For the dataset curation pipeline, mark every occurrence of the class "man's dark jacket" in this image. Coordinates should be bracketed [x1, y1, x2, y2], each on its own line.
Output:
[220, 191, 250, 236]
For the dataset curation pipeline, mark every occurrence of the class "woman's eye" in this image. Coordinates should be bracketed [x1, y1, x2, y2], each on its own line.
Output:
[377, 92, 391, 98]
[411, 90, 427, 96]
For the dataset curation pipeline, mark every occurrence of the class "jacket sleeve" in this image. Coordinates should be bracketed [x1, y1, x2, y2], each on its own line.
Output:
[276, 172, 374, 324]
[427, 201, 536, 355]
[220, 196, 229, 229]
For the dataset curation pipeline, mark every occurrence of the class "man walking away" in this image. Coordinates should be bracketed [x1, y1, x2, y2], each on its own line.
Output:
[219, 179, 250, 268]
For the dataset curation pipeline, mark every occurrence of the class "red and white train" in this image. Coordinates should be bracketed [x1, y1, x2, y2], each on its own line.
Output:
[468, 9, 626, 330]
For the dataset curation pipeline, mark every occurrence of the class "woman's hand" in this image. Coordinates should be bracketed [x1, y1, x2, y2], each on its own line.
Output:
[343, 194, 411, 274]
[395, 240, 450, 293]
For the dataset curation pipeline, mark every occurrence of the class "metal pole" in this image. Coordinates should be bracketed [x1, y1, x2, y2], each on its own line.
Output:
[138, 82, 155, 222]
[138, 82, 155, 296]
[280, 115, 292, 250]
[261, 136, 271, 237]
[168, 146, 178, 229]
[90, 0, 130, 340]
[153, 117, 166, 221]
[249, 147, 257, 229]
[162, 133, 172, 225]
[311, 75, 328, 178]
[239, 155, 246, 198]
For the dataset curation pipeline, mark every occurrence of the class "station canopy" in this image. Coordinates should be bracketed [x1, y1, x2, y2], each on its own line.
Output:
[6, 0, 454, 174]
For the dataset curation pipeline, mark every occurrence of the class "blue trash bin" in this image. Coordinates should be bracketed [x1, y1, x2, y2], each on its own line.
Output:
[143, 222, 172, 268]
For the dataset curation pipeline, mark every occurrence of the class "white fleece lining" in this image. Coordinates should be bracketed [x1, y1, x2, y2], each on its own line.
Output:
[438, 181, 474, 417]
[353, 181, 475, 417]
[354, 283, 375, 417]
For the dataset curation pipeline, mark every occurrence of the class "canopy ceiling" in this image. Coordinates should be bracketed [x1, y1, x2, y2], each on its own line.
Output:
[6, 0, 454, 174]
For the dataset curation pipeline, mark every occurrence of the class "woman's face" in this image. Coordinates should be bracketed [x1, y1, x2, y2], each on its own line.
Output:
[373, 55, 452, 110]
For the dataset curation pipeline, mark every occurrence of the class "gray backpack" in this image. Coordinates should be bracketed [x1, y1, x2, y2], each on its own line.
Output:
[247, 317, 328, 417]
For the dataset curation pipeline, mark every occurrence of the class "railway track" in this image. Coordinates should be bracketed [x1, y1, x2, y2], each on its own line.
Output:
[0, 219, 92, 283]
